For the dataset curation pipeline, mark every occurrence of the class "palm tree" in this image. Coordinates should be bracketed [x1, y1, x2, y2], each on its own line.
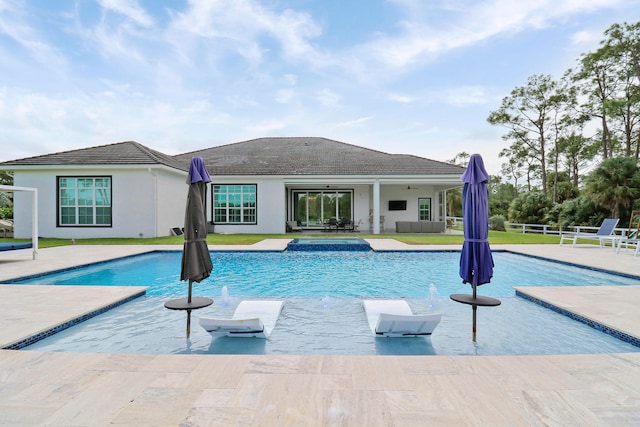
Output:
[585, 157, 640, 219]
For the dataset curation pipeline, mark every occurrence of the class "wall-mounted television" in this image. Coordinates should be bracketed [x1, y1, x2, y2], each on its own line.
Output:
[388, 200, 407, 211]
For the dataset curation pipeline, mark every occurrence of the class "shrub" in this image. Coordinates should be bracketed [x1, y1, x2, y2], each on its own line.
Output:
[0, 207, 12, 220]
[507, 191, 554, 224]
[489, 215, 506, 231]
[544, 196, 608, 229]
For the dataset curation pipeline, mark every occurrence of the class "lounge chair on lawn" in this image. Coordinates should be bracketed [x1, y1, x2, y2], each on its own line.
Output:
[559, 218, 621, 250]
[199, 300, 284, 338]
[616, 229, 640, 256]
[362, 299, 441, 337]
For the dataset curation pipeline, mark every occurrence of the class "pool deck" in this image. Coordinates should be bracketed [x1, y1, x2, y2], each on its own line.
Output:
[0, 240, 639, 426]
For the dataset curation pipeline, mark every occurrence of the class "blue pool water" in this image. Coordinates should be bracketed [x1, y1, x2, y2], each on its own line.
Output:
[286, 238, 371, 251]
[13, 250, 640, 356]
[12, 251, 640, 297]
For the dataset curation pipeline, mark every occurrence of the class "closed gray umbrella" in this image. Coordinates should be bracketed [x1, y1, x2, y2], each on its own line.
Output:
[180, 180, 213, 284]
[165, 157, 213, 337]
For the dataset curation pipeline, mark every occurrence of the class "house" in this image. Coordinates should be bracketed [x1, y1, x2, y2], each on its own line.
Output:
[0, 137, 465, 238]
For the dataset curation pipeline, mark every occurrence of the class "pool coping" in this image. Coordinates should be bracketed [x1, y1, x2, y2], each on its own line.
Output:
[516, 287, 640, 348]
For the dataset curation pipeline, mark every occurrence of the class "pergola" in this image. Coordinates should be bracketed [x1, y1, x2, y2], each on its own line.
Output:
[0, 184, 38, 260]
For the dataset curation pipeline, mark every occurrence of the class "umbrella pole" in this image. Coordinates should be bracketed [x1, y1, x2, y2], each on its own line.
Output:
[186, 279, 193, 337]
[472, 283, 477, 342]
[186, 309, 191, 338]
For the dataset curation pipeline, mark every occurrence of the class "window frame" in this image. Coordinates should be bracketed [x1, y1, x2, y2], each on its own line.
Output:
[56, 175, 113, 228]
[212, 184, 257, 224]
[418, 197, 432, 221]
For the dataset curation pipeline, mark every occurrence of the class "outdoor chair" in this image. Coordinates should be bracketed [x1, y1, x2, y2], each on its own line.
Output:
[337, 218, 353, 232]
[325, 217, 338, 232]
[559, 218, 621, 249]
[616, 228, 640, 256]
[362, 300, 441, 337]
[199, 300, 284, 338]
[286, 220, 302, 232]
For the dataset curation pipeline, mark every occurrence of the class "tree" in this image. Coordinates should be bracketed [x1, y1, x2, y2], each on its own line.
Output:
[507, 191, 554, 224]
[544, 196, 608, 229]
[572, 48, 620, 159]
[585, 157, 640, 220]
[0, 171, 12, 186]
[488, 176, 516, 217]
[573, 22, 640, 161]
[545, 171, 578, 203]
[555, 133, 599, 189]
[0, 171, 13, 216]
[446, 152, 469, 218]
[602, 22, 640, 160]
[488, 75, 567, 197]
[498, 147, 525, 194]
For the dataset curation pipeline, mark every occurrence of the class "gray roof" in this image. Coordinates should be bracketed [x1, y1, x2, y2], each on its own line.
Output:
[0, 137, 465, 177]
[175, 137, 464, 176]
[0, 141, 187, 171]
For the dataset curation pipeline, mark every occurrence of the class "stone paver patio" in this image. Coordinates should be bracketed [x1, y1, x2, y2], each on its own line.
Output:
[0, 240, 639, 426]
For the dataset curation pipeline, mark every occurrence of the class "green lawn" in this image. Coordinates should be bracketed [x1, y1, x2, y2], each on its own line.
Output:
[1, 230, 564, 248]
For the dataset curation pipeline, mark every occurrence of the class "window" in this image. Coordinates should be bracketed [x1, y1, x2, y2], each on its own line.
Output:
[388, 200, 407, 211]
[213, 184, 257, 224]
[292, 190, 352, 227]
[58, 176, 112, 227]
[418, 197, 431, 221]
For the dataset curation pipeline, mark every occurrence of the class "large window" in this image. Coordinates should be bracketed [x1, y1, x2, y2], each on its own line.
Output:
[293, 190, 352, 227]
[418, 197, 431, 221]
[213, 184, 257, 224]
[58, 176, 112, 227]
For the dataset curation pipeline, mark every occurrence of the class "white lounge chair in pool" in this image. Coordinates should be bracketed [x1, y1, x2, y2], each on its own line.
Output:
[362, 300, 441, 337]
[199, 300, 284, 338]
[559, 218, 621, 249]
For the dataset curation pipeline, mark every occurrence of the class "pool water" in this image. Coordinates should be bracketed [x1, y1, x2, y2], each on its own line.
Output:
[12, 251, 640, 298]
[12, 250, 640, 356]
[26, 296, 640, 356]
[286, 238, 371, 251]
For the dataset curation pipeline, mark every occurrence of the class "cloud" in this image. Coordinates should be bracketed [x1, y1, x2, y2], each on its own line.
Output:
[431, 86, 493, 106]
[97, 0, 154, 28]
[336, 117, 373, 128]
[570, 30, 602, 45]
[316, 88, 342, 107]
[387, 93, 414, 103]
[167, 0, 324, 65]
[246, 118, 289, 134]
[0, 1, 68, 69]
[345, 0, 630, 73]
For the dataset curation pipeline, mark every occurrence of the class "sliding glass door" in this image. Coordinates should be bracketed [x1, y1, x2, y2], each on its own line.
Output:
[293, 190, 352, 227]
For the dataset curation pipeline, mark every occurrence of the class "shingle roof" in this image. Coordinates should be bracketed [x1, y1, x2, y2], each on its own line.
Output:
[0, 141, 187, 171]
[175, 137, 464, 176]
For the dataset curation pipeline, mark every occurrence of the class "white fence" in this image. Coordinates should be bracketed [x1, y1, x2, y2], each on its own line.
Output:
[506, 222, 628, 237]
[446, 218, 629, 237]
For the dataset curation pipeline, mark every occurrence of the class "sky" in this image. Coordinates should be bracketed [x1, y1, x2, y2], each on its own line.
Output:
[1, 0, 640, 175]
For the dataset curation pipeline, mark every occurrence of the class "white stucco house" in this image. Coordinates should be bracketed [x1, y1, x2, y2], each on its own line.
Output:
[0, 137, 465, 239]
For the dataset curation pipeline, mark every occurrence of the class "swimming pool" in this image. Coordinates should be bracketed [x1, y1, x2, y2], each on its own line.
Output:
[11, 251, 639, 297]
[10, 250, 640, 356]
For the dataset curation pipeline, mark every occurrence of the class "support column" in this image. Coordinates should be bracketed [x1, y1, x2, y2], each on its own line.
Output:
[373, 180, 380, 234]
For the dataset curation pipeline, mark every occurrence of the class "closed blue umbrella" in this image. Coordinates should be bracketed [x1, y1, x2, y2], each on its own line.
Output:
[459, 154, 493, 286]
[451, 154, 500, 341]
